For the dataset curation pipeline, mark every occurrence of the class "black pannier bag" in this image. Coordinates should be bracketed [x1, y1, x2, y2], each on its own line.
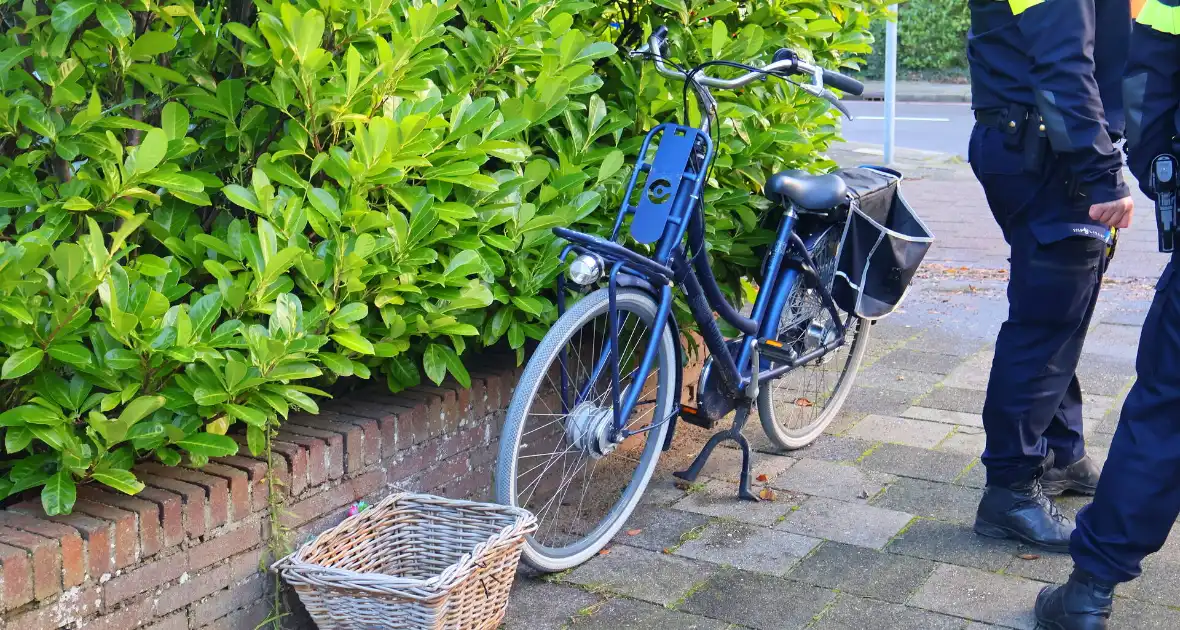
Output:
[830, 166, 934, 320]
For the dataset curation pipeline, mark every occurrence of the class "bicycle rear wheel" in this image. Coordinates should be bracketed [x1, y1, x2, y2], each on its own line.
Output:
[758, 226, 871, 450]
[495, 288, 675, 572]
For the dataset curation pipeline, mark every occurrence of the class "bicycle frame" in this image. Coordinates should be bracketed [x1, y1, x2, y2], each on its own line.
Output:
[553, 121, 850, 442]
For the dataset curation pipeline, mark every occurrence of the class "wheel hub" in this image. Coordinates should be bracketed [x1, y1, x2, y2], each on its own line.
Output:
[804, 316, 839, 364]
[565, 403, 617, 459]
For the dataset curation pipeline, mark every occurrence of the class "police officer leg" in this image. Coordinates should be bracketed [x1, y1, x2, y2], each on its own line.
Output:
[1042, 376, 1103, 497]
[976, 225, 1105, 551]
[1035, 263, 1180, 629]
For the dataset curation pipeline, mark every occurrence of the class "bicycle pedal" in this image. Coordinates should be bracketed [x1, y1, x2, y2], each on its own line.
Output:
[758, 339, 796, 365]
[679, 405, 716, 430]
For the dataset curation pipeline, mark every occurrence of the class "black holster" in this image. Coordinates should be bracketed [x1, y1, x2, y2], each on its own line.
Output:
[996, 105, 1048, 175]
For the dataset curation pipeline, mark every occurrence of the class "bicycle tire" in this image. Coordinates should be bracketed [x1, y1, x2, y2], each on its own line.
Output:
[495, 288, 676, 572]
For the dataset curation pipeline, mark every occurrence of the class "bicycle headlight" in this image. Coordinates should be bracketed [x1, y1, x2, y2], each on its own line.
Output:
[568, 254, 604, 286]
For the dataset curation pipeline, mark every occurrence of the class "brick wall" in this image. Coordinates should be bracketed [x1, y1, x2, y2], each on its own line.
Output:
[0, 350, 530, 630]
[0, 341, 705, 630]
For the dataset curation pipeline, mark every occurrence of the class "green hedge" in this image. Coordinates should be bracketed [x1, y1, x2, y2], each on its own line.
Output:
[0, 0, 888, 514]
[864, 0, 970, 78]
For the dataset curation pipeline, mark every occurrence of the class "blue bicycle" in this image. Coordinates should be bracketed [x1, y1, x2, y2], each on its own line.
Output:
[495, 27, 884, 571]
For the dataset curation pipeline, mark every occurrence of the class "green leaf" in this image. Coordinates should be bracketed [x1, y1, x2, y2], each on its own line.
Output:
[129, 32, 177, 59]
[246, 425, 265, 456]
[712, 21, 728, 57]
[176, 432, 238, 457]
[161, 102, 190, 141]
[439, 345, 470, 388]
[145, 173, 204, 193]
[5, 427, 32, 453]
[0, 405, 54, 427]
[598, 150, 625, 183]
[47, 343, 92, 367]
[225, 404, 267, 427]
[0, 193, 33, 208]
[41, 471, 77, 516]
[135, 254, 172, 276]
[192, 387, 229, 406]
[269, 362, 322, 380]
[92, 469, 145, 495]
[423, 344, 447, 385]
[96, 3, 133, 38]
[52, 0, 97, 34]
[330, 303, 367, 327]
[3, 348, 43, 379]
[118, 396, 166, 428]
[129, 128, 168, 175]
[331, 331, 374, 355]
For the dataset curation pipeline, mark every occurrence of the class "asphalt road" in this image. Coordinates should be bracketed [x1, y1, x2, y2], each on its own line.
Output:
[839, 101, 974, 158]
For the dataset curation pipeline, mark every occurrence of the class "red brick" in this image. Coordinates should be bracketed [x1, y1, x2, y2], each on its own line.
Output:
[233, 437, 307, 497]
[411, 385, 460, 428]
[87, 594, 156, 630]
[200, 597, 269, 630]
[0, 512, 84, 588]
[188, 520, 261, 572]
[192, 573, 264, 626]
[193, 462, 250, 523]
[102, 549, 188, 607]
[280, 421, 345, 480]
[280, 469, 385, 529]
[10, 506, 113, 580]
[6, 583, 102, 627]
[139, 464, 229, 530]
[275, 431, 328, 488]
[0, 525, 59, 600]
[420, 456, 470, 496]
[435, 424, 486, 463]
[0, 541, 32, 610]
[145, 612, 189, 630]
[157, 560, 232, 615]
[338, 396, 406, 455]
[140, 474, 207, 540]
[291, 414, 365, 474]
[326, 412, 381, 467]
[135, 487, 185, 549]
[69, 500, 137, 570]
[214, 455, 279, 514]
[78, 486, 163, 559]
[231, 547, 265, 581]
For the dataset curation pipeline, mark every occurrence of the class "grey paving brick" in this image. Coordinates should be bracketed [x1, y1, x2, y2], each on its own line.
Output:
[886, 519, 1018, 572]
[674, 519, 819, 575]
[786, 541, 936, 603]
[778, 497, 913, 550]
[505, 580, 602, 630]
[873, 478, 982, 524]
[679, 569, 836, 630]
[1120, 558, 1180, 607]
[564, 545, 717, 606]
[856, 367, 944, 395]
[908, 330, 989, 357]
[940, 351, 993, 392]
[809, 593, 966, 630]
[790, 434, 875, 463]
[875, 349, 966, 375]
[955, 462, 987, 489]
[672, 479, 801, 526]
[1004, 548, 1073, 584]
[639, 476, 694, 508]
[1082, 324, 1142, 361]
[859, 442, 976, 483]
[1081, 392, 1119, 421]
[567, 597, 729, 630]
[910, 563, 1043, 629]
[772, 458, 894, 502]
[824, 410, 870, 436]
[939, 427, 987, 457]
[849, 414, 956, 448]
[901, 406, 984, 428]
[693, 446, 796, 484]
[841, 386, 918, 417]
[612, 505, 711, 553]
[1076, 354, 1137, 397]
[917, 386, 987, 415]
[1113, 597, 1180, 630]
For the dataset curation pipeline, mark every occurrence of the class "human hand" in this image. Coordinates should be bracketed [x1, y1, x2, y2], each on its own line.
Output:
[1089, 196, 1134, 229]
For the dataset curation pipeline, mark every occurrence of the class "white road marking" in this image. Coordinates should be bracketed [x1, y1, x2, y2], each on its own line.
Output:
[854, 116, 951, 122]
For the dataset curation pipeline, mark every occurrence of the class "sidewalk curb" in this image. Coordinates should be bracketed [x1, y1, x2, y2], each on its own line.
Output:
[846, 90, 972, 103]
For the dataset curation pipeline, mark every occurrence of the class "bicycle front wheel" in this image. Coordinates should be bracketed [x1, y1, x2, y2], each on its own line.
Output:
[495, 288, 676, 572]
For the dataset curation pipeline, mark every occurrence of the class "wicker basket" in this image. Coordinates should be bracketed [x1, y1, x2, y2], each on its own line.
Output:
[272, 493, 537, 629]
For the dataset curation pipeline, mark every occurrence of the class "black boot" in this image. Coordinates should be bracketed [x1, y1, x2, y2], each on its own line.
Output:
[1042, 454, 1101, 497]
[974, 476, 1074, 552]
[1035, 568, 1114, 630]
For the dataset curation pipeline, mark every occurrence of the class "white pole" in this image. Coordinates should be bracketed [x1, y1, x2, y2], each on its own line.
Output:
[884, 5, 898, 165]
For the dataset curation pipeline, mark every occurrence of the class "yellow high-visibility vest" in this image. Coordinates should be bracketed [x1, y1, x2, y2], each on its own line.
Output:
[1136, 0, 1180, 33]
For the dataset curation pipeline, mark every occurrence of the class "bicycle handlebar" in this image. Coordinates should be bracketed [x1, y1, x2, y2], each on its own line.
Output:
[631, 26, 865, 97]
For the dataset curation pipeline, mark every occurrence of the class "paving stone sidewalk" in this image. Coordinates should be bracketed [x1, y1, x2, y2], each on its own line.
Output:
[502, 149, 1175, 629]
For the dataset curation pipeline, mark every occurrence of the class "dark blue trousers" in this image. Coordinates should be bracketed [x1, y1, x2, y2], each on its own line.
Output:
[970, 125, 1107, 487]
[1073, 259, 1180, 583]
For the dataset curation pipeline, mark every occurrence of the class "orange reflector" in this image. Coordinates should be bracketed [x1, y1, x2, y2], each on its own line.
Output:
[680, 405, 698, 415]
[763, 339, 783, 348]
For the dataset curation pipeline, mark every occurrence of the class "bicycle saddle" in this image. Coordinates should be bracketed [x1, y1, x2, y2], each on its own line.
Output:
[764, 170, 849, 210]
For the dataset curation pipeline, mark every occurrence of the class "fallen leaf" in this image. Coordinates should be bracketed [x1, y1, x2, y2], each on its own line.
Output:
[793, 397, 813, 408]
[1018, 553, 1040, 561]
[758, 488, 777, 501]
[662, 548, 673, 554]
[626, 529, 643, 536]
[598, 547, 611, 556]
[756, 474, 769, 483]
[896, 375, 906, 381]
[673, 479, 692, 491]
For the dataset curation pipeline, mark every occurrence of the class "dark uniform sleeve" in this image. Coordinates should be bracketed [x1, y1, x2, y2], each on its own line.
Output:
[1123, 22, 1180, 196]
[1015, 0, 1130, 205]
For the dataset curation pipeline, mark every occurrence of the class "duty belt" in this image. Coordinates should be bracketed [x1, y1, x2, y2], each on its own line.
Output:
[975, 105, 1048, 174]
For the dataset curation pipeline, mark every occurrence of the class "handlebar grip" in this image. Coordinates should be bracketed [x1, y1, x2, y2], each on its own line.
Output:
[824, 70, 864, 96]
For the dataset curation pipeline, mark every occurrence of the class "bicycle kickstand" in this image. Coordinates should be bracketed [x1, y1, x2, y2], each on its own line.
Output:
[673, 402, 760, 502]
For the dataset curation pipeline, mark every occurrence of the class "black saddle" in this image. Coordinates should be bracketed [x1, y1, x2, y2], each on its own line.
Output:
[764, 169, 849, 211]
